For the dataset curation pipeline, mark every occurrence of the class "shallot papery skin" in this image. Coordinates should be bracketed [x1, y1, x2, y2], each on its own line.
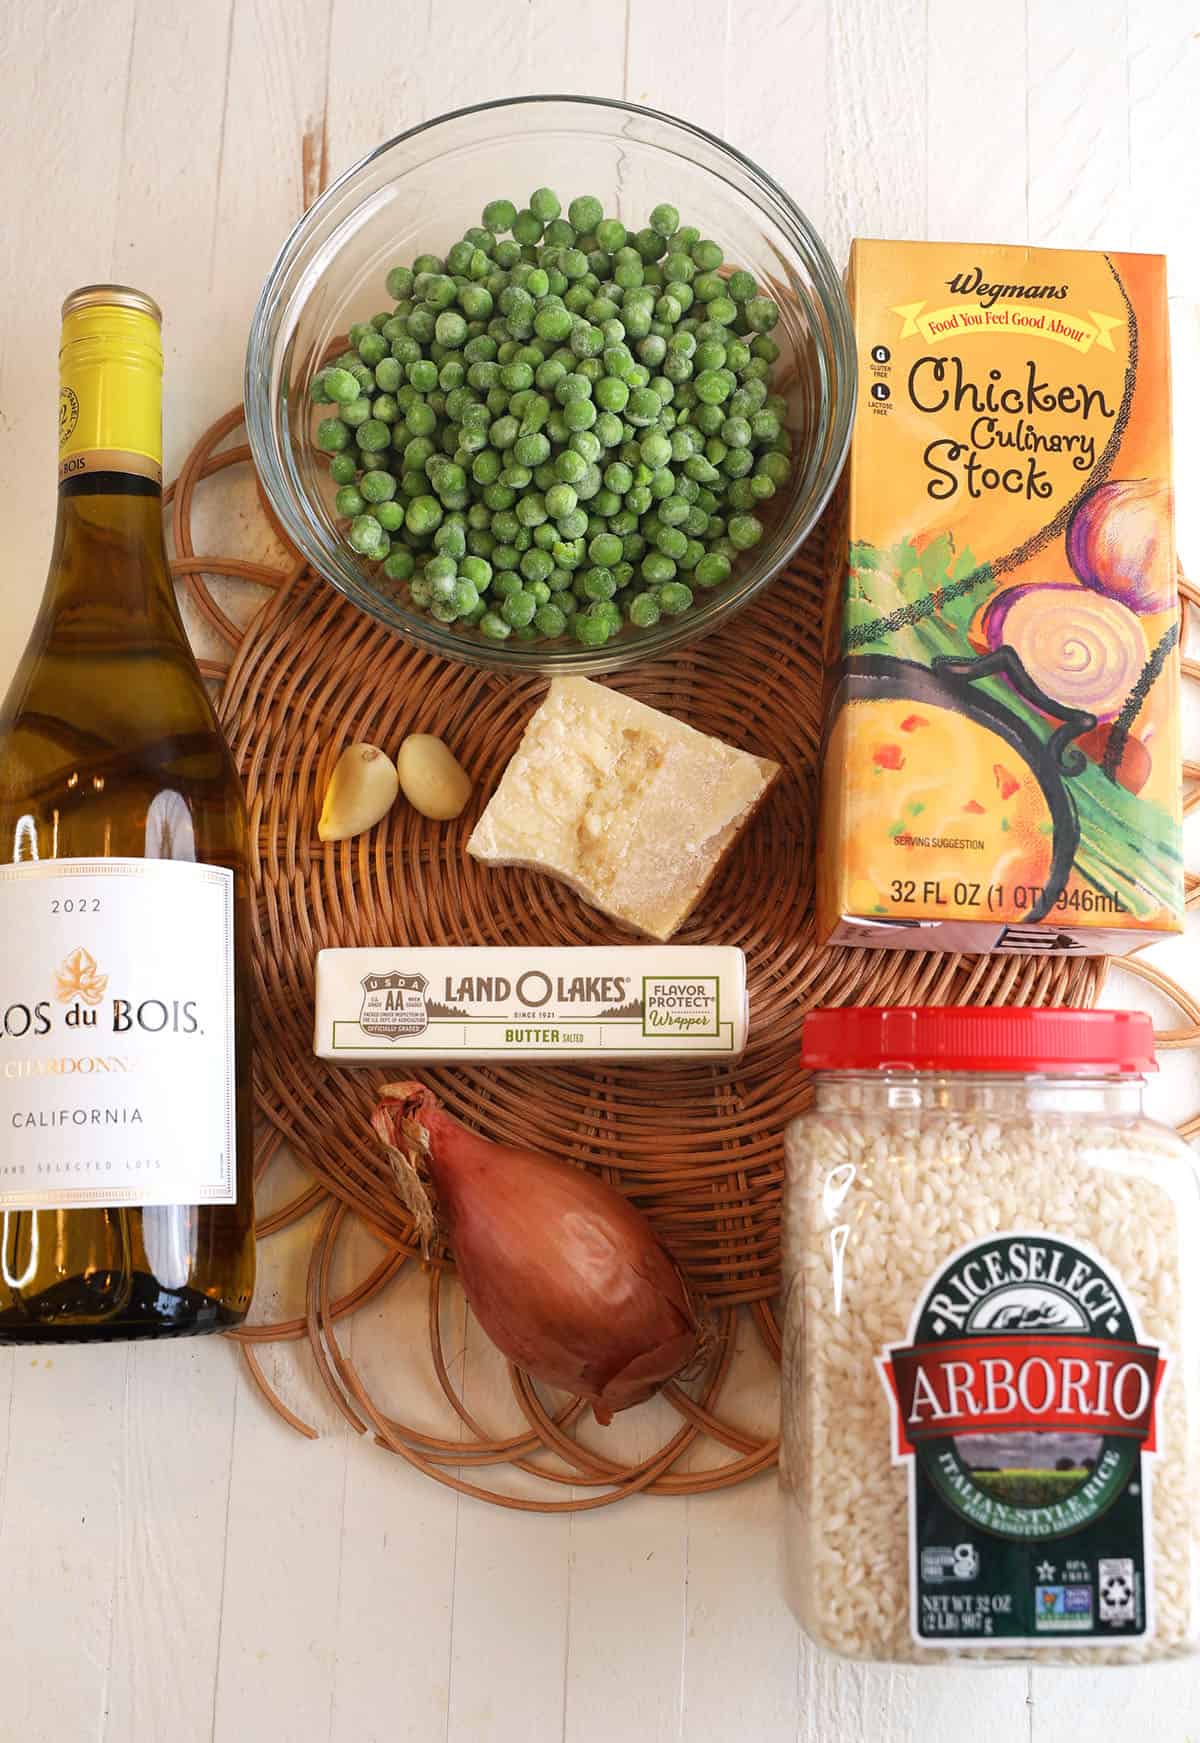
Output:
[372, 1082, 700, 1424]
[1066, 477, 1175, 614]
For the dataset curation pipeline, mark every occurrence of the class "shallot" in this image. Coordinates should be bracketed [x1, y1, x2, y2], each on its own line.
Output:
[372, 1082, 701, 1424]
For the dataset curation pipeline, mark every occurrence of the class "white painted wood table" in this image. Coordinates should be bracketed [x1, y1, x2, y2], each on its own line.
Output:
[1, 3, 1198, 1738]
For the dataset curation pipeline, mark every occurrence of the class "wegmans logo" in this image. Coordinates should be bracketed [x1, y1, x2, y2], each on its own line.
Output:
[944, 267, 1069, 308]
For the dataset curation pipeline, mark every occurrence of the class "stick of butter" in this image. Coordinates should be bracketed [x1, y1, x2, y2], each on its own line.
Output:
[314, 946, 747, 1062]
[467, 677, 781, 940]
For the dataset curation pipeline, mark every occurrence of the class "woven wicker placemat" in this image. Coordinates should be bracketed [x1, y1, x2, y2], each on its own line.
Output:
[167, 408, 1200, 1509]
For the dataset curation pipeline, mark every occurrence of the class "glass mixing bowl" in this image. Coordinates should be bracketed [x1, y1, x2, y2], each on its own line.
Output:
[246, 95, 855, 674]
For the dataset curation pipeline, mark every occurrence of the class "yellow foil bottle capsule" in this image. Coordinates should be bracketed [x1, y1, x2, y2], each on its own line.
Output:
[58, 283, 164, 486]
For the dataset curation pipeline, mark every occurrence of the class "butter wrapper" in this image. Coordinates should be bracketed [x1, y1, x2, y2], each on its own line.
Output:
[314, 946, 747, 1062]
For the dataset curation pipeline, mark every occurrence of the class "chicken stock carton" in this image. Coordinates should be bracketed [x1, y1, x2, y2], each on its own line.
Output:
[818, 239, 1183, 955]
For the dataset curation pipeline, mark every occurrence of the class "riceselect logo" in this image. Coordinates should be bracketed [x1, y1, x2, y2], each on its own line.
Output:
[944, 268, 1069, 309]
[0, 947, 201, 1039]
[878, 1232, 1167, 1542]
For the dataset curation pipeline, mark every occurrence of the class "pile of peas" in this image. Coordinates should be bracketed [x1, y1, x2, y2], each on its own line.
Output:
[310, 189, 790, 647]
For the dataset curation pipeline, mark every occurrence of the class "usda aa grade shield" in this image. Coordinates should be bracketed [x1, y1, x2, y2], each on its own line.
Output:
[878, 1231, 1167, 1646]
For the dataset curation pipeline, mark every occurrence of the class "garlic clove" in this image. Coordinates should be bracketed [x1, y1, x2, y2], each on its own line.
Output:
[318, 743, 399, 841]
[397, 733, 473, 821]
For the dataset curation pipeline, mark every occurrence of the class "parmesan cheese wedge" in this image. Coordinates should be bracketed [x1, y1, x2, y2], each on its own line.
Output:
[467, 677, 781, 940]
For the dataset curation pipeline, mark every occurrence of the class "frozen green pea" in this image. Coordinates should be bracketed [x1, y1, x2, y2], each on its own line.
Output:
[547, 449, 583, 487]
[745, 296, 780, 332]
[479, 609, 512, 639]
[588, 531, 623, 567]
[595, 376, 629, 413]
[695, 370, 735, 406]
[449, 578, 480, 615]
[694, 550, 732, 592]
[355, 418, 391, 453]
[334, 485, 364, 517]
[567, 195, 604, 234]
[625, 387, 661, 427]
[405, 495, 443, 536]
[382, 547, 415, 582]
[435, 311, 468, 348]
[348, 514, 384, 555]
[433, 517, 467, 555]
[591, 410, 621, 448]
[630, 227, 664, 262]
[758, 449, 790, 486]
[556, 507, 589, 541]
[658, 581, 693, 615]
[594, 217, 625, 252]
[482, 198, 517, 233]
[512, 208, 544, 245]
[323, 367, 361, 406]
[628, 591, 661, 628]
[500, 588, 537, 627]
[373, 356, 403, 394]
[515, 492, 548, 527]
[459, 555, 493, 589]
[534, 602, 567, 637]
[642, 551, 676, 585]
[654, 525, 688, 560]
[513, 432, 550, 467]
[316, 417, 351, 452]
[579, 566, 616, 601]
[529, 187, 561, 222]
[727, 513, 763, 549]
[573, 611, 611, 647]
[520, 547, 554, 584]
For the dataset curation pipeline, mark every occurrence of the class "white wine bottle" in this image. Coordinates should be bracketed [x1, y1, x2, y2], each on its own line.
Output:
[0, 286, 255, 1339]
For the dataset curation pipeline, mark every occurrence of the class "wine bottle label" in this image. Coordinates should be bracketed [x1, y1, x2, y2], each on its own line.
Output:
[0, 859, 236, 1209]
[58, 301, 163, 486]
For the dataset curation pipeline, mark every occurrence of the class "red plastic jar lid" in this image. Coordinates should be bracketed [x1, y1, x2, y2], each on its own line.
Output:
[801, 1006, 1157, 1075]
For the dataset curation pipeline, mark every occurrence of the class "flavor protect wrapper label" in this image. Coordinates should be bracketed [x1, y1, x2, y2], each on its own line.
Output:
[817, 240, 1183, 956]
[314, 946, 747, 1062]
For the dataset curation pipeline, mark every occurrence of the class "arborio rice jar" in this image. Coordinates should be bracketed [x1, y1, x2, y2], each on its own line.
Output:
[781, 1006, 1200, 1663]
